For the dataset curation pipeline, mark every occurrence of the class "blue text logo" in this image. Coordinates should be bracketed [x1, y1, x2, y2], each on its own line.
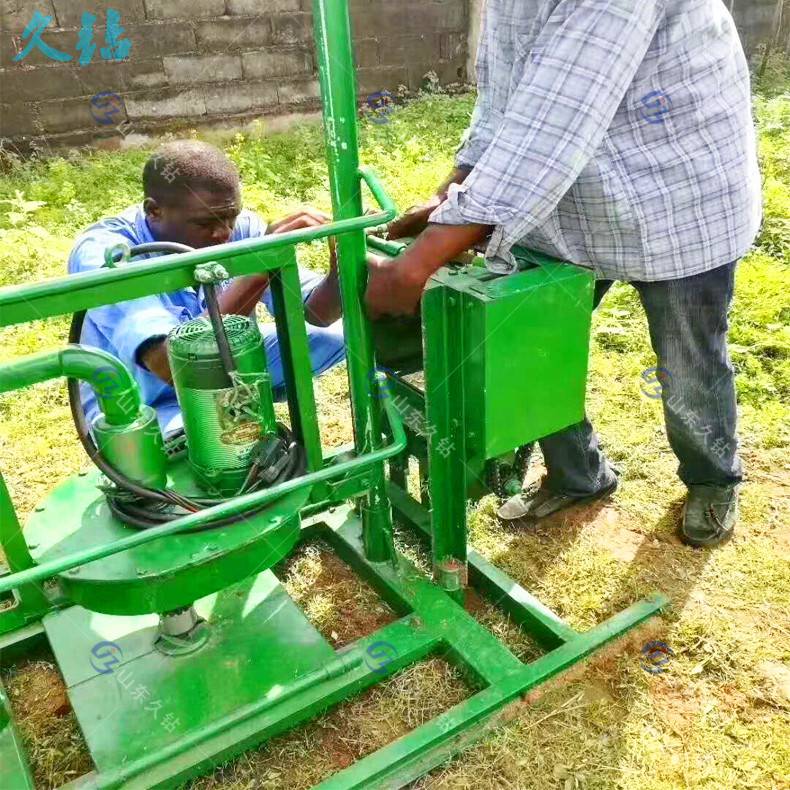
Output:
[90, 92, 126, 126]
[364, 640, 398, 675]
[90, 640, 123, 675]
[640, 640, 674, 674]
[365, 91, 395, 125]
[640, 366, 671, 400]
[639, 91, 672, 124]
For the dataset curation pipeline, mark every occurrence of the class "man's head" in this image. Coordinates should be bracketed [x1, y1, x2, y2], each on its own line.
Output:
[143, 140, 241, 249]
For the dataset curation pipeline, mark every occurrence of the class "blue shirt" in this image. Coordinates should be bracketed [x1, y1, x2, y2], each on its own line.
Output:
[68, 204, 345, 434]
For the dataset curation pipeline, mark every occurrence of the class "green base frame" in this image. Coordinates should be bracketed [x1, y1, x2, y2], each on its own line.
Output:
[2, 505, 665, 790]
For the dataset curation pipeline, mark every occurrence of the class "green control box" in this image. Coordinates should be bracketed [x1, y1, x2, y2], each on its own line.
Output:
[422, 249, 595, 476]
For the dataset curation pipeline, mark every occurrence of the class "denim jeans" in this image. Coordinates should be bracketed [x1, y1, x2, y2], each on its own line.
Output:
[540, 261, 742, 494]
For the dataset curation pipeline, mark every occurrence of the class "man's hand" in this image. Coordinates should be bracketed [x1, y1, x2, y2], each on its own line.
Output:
[269, 208, 331, 234]
[387, 166, 472, 240]
[214, 208, 335, 318]
[386, 197, 442, 240]
[139, 338, 173, 384]
[366, 222, 492, 318]
[365, 253, 429, 318]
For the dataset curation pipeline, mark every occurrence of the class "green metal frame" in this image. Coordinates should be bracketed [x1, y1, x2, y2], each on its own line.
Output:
[0, 0, 667, 786]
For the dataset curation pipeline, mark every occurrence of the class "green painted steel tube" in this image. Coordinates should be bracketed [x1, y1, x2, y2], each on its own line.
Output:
[0, 346, 141, 425]
[312, 0, 395, 563]
[366, 235, 407, 258]
[358, 166, 397, 216]
[0, 377, 406, 597]
[0, 205, 395, 330]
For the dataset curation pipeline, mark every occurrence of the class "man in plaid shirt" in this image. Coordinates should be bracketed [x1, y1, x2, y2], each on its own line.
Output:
[365, 0, 762, 547]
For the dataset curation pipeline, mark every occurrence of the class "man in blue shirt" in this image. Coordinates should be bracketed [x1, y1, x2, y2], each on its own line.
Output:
[68, 140, 346, 435]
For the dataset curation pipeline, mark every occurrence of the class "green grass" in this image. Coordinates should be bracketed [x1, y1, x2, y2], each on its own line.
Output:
[1, 63, 789, 789]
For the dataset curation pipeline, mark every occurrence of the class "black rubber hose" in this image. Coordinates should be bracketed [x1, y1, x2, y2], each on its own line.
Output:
[68, 242, 198, 508]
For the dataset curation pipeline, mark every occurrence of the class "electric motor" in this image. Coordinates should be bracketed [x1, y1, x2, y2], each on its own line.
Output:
[167, 315, 278, 496]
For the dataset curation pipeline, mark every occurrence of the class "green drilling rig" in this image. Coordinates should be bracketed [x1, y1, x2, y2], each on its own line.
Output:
[0, 1, 666, 787]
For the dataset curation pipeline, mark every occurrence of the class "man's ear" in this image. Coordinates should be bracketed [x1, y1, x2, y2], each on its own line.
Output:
[143, 197, 161, 220]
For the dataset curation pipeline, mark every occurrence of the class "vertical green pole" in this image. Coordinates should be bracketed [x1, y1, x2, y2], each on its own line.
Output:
[311, 0, 394, 562]
[423, 284, 469, 601]
[0, 473, 50, 620]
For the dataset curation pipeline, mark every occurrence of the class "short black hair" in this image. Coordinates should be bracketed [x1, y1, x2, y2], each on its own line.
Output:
[143, 140, 240, 205]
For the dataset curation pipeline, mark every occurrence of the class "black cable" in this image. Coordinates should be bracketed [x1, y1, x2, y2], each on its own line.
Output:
[202, 282, 237, 376]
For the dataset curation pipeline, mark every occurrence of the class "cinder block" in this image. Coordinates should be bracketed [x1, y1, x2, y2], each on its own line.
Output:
[2, 25, 74, 67]
[355, 65, 408, 97]
[144, 0, 224, 20]
[163, 54, 242, 85]
[227, 0, 299, 13]
[0, 32, 21, 68]
[203, 80, 278, 115]
[353, 2, 465, 38]
[271, 12, 312, 45]
[195, 18, 271, 52]
[378, 34, 440, 67]
[241, 48, 311, 79]
[0, 101, 37, 136]
[440, 31, 466, 61]
[125, 86, 206, 118]
[277, 77, 320, 105]
[353, 38, 378, 68]
[37, 95, 104, 132]
[122, 22, 196, 58]
[76, 58, 168, 94]
[408, 58, 465, 89]
[52, 0, 146, 28]
[3, 62, 83, 100]
[0, 0, 56, 33]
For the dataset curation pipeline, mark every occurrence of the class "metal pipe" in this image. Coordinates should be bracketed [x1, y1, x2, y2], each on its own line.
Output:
[0, 208, 395, 329]
[312, 0, 395, 563]
[358, 166, 397, 216]
[0, 376, 406, 597]
[0, 346, 142, 426]
[366, 235, 407, 258]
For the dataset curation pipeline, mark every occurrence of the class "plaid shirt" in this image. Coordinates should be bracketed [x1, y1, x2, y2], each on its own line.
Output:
[430, 0, 763, 282]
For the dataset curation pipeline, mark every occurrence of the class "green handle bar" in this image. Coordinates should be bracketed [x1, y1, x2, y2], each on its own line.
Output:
[0, 376, 405, 597]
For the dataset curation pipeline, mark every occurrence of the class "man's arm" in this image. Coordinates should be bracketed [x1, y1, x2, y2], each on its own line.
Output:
[366, 223, 490, 318]
[303, 238, 341, 326]
[386, 166, 472, 240]
[141, 209, 338, 380]
[367, 0, 663, 317]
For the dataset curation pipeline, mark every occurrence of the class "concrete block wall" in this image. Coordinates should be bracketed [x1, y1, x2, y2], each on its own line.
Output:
[0, 0, 469, 147]
[1, 0, 786, 148]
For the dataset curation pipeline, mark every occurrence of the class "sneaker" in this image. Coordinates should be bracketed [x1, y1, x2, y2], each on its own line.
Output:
[497, 475, 619, 522]
[680, 484, 738, 547]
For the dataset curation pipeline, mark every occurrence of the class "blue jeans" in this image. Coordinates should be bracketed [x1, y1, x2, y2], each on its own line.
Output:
[540, 261, 742, 494]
